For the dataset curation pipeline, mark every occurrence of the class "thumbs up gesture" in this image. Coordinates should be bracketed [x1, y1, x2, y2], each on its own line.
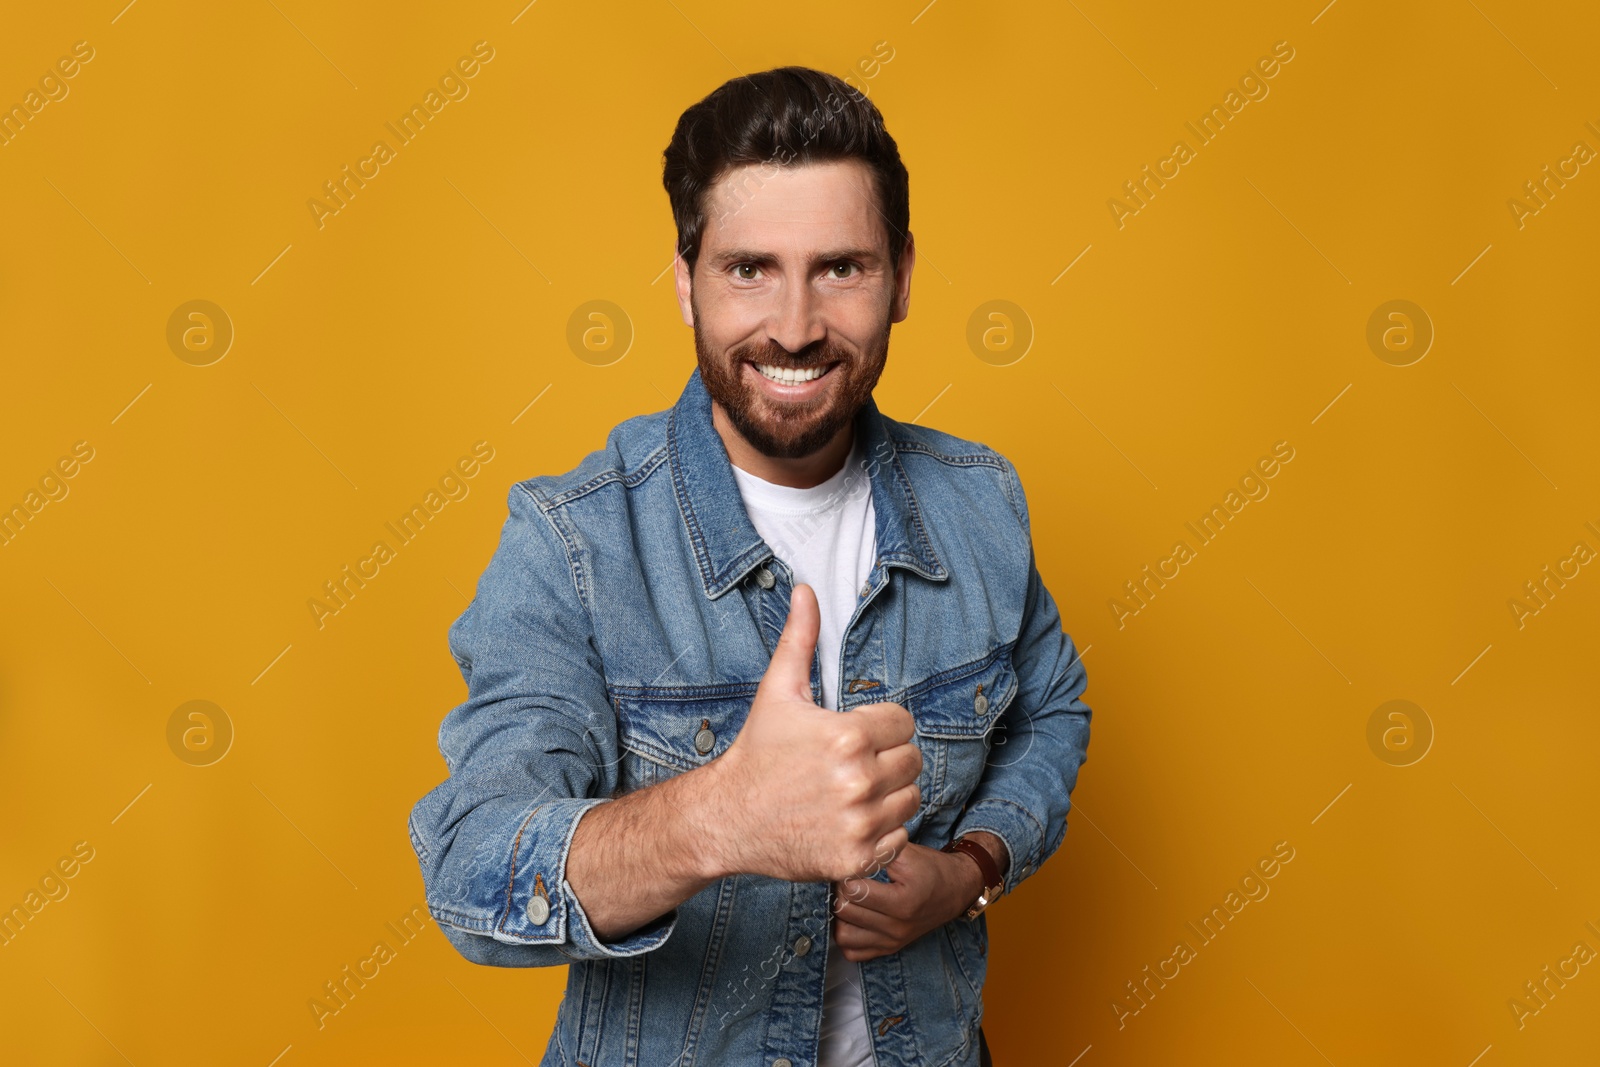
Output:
[706, 583, 923, 884]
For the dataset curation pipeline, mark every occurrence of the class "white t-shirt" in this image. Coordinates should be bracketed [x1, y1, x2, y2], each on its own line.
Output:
[730, 435, 878, 1067]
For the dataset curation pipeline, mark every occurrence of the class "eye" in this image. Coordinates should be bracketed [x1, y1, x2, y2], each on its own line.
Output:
[733, 263, 761, 280]
[830, 262, 860, 279]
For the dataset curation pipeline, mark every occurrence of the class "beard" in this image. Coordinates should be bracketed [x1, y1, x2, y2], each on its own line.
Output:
[693, 294, 891, 460]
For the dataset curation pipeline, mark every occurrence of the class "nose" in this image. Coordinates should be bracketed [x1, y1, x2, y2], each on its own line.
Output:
[766, 275, 826, 356]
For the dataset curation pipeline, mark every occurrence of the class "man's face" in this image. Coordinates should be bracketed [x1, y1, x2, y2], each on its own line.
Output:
[675, 159, 914, 459]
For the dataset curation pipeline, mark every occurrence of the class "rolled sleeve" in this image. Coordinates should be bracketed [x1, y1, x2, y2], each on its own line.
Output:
[951, 457, 1093, 894]
[559, 807, 679, 957]
[500, 796, 677, 957]
[408, 483, 678, 966]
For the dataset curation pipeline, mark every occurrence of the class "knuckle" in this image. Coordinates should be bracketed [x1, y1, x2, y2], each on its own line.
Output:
[834, 768, 872, 802]
[830, 724, 869, 759]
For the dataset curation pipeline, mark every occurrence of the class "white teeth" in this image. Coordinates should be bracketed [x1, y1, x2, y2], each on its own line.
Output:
[755, 363, 827, 384]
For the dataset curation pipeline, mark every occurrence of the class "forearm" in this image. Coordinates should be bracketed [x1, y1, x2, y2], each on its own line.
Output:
[565, 760, 730, 942]
[951, 545, 1091, 892]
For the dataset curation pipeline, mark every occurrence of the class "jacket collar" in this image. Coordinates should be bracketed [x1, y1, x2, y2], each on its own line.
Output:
[667, 366, 948, 599]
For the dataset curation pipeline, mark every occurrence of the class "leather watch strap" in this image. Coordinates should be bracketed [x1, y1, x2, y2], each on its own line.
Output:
[942, 836, 1003, 916]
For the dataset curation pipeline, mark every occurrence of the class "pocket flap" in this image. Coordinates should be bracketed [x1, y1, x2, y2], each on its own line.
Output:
[608, 682, 760, 772]
[905, 649, 1018, 740]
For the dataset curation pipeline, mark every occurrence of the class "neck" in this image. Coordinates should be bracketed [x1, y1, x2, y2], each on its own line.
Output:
[711, 402, 855, 489]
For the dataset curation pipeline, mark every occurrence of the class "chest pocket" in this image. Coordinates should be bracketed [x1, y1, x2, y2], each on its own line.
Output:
[608, 682, 761, 781]
[903, 648, 1020, 817]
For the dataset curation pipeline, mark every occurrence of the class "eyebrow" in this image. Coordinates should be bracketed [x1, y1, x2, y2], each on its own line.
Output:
[707, 247, 883, 270]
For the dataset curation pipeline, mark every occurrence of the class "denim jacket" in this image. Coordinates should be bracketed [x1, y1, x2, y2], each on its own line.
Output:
[408, 367, 1092, 1067]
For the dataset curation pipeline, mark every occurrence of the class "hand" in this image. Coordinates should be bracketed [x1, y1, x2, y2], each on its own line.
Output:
[707, 583, 923, 884]
[829, 842, 985, 961]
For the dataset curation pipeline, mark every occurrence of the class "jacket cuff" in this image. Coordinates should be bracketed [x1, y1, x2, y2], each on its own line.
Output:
[497, 797, 679, 958]
[950, 797, 1047, 895]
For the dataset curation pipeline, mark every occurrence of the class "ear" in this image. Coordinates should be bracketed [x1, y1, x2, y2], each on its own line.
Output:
[674, 245, 695, 327]
[890, 232, 915, 324]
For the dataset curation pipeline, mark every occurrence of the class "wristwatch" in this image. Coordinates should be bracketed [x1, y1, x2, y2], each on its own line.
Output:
[942, 836, 1004, 920]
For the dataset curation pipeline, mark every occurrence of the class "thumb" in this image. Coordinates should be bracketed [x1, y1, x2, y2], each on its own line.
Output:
[757, 582, 820, 704]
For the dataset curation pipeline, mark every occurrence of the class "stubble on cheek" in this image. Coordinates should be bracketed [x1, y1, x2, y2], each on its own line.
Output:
[690, 290, 893, 459]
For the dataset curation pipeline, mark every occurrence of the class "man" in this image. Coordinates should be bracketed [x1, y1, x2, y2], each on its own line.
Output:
[409, 66, 1091, 1067]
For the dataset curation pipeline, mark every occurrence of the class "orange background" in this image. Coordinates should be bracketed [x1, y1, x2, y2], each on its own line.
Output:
[2, 1, 1597, 1064]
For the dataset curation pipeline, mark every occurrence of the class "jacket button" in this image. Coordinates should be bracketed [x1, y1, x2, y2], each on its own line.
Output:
[694, 725, 716, 754]
[974, 690, 990, 716]
[774, 1060, 793, 1067]
[527, 894, 551, 925]
[859, 581, 871, 597]
[793, 935, 812, 956]
[756, 567, 776, 589]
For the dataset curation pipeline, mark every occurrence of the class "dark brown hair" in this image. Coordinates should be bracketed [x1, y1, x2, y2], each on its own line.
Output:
[662, 65, 910, 279]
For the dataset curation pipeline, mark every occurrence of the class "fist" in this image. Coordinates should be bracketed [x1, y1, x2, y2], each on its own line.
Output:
[711, 583, 922, 883]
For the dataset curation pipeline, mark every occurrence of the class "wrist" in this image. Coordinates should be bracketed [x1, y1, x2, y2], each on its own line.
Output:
[947, 847, 986, 915]
[961, 831, 1009, 882]
[943, 832, 1006, 920]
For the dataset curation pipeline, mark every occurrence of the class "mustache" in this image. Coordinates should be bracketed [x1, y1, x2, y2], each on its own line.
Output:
[734, 341, 849, 368]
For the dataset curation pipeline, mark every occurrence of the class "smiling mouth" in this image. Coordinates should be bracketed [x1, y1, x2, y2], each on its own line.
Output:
[750, 361, 836, 384]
